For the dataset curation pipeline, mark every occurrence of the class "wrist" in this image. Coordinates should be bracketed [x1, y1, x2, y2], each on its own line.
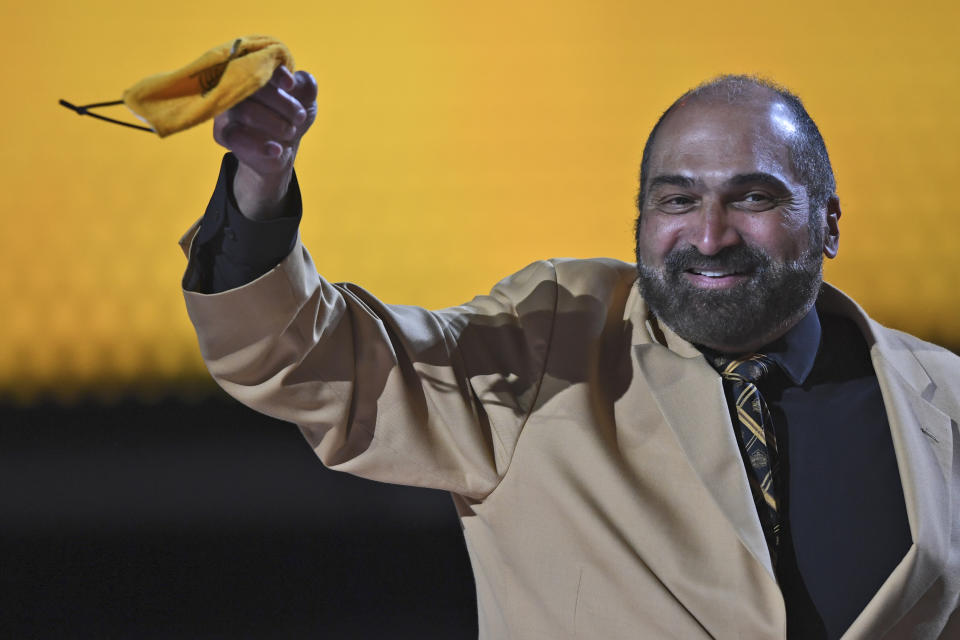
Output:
[232, 161, 293, 221]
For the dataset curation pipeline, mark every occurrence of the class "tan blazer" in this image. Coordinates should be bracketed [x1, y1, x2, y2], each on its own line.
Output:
[182, 223, 960, 639]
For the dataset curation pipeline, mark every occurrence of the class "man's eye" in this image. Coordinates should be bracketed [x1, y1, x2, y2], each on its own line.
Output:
[739, 192, 778, 210]
[661, 195, 694, 206]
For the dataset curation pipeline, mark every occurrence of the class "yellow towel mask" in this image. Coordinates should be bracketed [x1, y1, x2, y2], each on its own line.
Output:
[60, 35, 294, 137]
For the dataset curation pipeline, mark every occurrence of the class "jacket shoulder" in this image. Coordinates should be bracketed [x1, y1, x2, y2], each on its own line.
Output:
[548, 257, 638, 294]
[876, 325, 960, 375]
[874, 324, 960, 417]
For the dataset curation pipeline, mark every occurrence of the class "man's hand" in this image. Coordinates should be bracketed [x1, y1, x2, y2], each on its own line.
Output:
[213, 66, 318, 221]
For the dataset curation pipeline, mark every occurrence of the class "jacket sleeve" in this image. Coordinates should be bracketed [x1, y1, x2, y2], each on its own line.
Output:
[180, 228, 558, 499]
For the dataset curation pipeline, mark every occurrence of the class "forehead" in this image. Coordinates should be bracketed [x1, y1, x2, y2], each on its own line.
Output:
[648, 97, 800, 184]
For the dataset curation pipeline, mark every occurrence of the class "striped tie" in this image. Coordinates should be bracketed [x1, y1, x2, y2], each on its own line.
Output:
[713, 354, 781, 560]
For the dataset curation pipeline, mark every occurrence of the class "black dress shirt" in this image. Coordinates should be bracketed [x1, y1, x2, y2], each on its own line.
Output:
[702, 308, 912, 639]
[760, 311, 911, 638]
[190, 153, 912, 639]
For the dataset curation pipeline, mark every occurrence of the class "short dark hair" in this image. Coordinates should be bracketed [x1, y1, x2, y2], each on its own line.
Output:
[635, 75, 836, 220]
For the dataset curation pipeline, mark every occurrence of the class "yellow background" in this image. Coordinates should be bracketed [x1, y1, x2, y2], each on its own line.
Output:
[4, 0, 959, 403]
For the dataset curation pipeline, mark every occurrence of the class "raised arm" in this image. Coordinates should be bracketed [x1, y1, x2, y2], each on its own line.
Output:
[181, 67, 558, 499]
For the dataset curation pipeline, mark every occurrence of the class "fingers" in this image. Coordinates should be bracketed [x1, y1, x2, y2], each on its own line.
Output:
[217, 120, 277, 158]
[222, 68, 316, 141]
[251, 71, 309, 125]
[290, 70, 319, 108]
[216, 121, 293, 175]
[230, 98, 299, 142]
[212, 67, 318, 176]
[269, 65, 296, 92]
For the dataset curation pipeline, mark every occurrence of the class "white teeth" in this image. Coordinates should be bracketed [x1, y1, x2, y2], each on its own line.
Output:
[694, 270, 730, 277]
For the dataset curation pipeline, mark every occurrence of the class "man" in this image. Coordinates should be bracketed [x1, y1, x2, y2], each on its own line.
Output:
[181, 68, 960, 638]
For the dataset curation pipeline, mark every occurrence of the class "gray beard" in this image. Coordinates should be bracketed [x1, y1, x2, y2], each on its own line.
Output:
[635, 242, 824, 352]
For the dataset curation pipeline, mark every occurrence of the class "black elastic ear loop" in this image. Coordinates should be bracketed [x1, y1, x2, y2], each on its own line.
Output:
[59, 99, 155, 133]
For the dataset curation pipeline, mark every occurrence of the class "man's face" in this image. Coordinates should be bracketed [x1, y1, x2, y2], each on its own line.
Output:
[635, 97, 837, 354]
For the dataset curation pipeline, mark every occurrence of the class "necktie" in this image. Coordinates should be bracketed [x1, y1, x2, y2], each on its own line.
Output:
[712, 354, 781, 561]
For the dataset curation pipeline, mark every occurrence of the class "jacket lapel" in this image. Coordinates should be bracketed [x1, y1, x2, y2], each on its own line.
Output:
[627, 297, 778, 580]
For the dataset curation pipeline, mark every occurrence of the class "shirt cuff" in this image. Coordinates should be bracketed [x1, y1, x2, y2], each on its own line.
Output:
[184, 153, 303, 294]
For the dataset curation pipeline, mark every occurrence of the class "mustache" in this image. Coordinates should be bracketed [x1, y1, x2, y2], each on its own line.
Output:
[663, 244, 770, 274]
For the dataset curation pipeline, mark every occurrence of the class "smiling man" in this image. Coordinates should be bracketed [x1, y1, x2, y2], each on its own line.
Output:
[635, 84, 838, 355]
[181, 72, 960, 638]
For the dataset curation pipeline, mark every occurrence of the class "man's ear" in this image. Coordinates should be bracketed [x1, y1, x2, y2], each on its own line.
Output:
[823, 196, 840, 259]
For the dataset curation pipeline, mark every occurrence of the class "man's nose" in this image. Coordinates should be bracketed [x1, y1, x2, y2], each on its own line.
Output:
[689, 201, 741, 256]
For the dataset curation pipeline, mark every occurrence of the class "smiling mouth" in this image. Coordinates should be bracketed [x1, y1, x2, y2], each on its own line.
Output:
[686, 268, 749, 278]
[682, 268, 753, 288]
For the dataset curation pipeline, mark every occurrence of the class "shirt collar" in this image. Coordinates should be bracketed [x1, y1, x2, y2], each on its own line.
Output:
[695, 307, 821, 386]
[757, 307, 821, 385]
